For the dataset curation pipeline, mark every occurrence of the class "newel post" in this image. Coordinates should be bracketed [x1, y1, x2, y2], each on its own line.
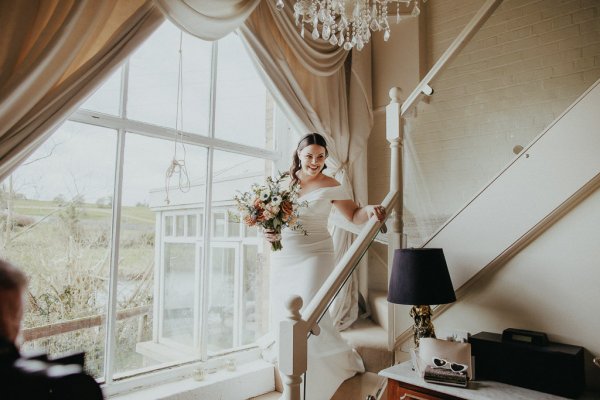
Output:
[279, 295, 308, 400]
[386, 87, 405, 251]
[386, 87, 405, 351]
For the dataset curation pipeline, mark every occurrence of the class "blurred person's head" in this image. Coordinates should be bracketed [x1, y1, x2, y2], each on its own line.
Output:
[0, 259, 28, 344]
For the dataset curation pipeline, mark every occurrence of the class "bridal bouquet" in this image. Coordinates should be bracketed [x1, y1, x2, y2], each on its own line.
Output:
[234, 172, 307, 251]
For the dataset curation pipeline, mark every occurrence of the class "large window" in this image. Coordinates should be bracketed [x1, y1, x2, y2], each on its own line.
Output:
[0, 21, 288, 387]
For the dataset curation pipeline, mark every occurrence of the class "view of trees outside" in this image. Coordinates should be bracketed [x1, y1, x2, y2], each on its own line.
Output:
[0, 123, 118, 378]
[0, 21, 280, 381]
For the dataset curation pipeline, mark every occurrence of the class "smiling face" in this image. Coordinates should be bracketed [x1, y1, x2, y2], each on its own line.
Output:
[298, 144, 327, 177]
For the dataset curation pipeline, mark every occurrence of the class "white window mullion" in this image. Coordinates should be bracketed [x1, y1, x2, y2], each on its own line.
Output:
[198, 40, 219, 360]
[234, 242, 242, 347]
[154, 213, 163, 342]
[103, 61, 130, 383]
[208, 41, 218, 139]
[200, 148, 214, 360]
[192, 239, 203, 349]
[104, 129, 126, 384]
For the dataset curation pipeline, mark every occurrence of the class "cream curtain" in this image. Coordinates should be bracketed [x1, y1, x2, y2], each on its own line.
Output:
[154, 0, 260, 41]
[0, 0, 164, 180]
[239, 1, 373, 330]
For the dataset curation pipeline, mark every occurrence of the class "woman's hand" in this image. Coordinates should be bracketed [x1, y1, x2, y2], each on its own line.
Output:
[263, 229, 281, 243]
[332, 200, 387, 225]
[365, 205, 387, 222]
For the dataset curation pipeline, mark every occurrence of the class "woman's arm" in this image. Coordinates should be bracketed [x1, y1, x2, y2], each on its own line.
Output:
[332, 199, 386, 225]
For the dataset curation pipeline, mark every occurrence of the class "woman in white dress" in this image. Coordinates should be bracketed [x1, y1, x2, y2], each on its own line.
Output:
[265, 133, 386, 400]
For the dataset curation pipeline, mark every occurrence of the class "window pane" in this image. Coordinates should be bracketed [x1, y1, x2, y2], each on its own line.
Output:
[208, 246, 235, 352]
[242, 245, 267, 345]
[80, 67, 122, 116]
[165, 216, 173, 236]
[245, 225, 258, 238]
[187, 215, 197, 237]
[214, 34, 271, 148]
[116, 133, 207, 375]
[210, 150, 270, 353]
[162, 243, 196, 346]
[127, 21, 212, 134]
[2, 121, 117, 379]
[227, 210, 240, 238]
[213, 212, 225, 237]
[175, 215, 185, 236]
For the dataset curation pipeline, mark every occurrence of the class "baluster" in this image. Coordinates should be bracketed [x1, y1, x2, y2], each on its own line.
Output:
[279, 295, 308, 400]
[386, 87, 405, 352]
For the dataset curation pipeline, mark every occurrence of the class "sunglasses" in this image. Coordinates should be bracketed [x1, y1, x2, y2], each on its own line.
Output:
[432, 357, 468, 373]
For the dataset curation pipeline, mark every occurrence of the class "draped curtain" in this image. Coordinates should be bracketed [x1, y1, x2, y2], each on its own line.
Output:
[0, 0, 164, 180]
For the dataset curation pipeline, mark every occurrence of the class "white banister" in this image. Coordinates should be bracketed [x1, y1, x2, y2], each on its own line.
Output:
[386, 87, 405, 352]
[303, 190, 399, 330]
[400, 0, 504, 117]
[278, 190, 399, 400]
[386, 0, 505, 351]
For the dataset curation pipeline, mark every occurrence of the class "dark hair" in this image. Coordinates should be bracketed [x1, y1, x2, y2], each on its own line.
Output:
[0, 259, 27, 291]
[289, 133, 328, 186]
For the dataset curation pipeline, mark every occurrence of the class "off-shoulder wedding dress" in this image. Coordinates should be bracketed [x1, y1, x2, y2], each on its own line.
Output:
[267, 185, 364, 400]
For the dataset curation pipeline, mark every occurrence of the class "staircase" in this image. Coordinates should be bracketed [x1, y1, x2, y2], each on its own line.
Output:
[326, 77, 600, 399]
[335, 290, 391, 400]
[251, 289, 392, 400]
[388, 78, 600, 347]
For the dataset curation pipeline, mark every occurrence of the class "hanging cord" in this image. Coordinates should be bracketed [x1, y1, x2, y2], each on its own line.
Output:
[165, 31, 191, 204]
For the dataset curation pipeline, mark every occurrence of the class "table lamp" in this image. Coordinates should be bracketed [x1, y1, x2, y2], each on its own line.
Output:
[387, 248, 456, 347]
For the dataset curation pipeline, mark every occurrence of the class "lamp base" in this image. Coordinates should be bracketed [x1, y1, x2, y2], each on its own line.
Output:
[410, 305, 436, 347]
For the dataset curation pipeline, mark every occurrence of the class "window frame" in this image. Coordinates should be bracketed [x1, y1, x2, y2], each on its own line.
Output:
[57, 27, 294, 393]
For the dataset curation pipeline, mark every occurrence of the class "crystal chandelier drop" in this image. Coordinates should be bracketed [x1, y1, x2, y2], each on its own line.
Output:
[275, 0, 427, 51]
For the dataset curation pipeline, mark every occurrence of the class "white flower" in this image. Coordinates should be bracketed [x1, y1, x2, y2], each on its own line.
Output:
[260, 190, 270, 201]
[263, 210, 273, 220]
[267, 204, 280, 214]
[271, 195, 282, 206]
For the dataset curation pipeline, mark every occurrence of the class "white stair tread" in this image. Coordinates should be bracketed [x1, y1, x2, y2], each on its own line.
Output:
[248, 392, 280, 400]
[341, 318, 392, 373]
[341, 318, 387, 349]
[368, 290, 389, 332]
[332, 371, 387, 400]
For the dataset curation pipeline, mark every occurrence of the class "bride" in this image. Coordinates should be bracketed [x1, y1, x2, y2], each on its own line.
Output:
[264, 133, 386, 400]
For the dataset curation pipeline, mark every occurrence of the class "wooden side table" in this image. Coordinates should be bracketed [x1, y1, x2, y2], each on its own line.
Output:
[387, 378, 464, 400]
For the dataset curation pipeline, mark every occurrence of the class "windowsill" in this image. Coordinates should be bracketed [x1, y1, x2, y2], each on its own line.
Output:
[108, 359, 274, 400]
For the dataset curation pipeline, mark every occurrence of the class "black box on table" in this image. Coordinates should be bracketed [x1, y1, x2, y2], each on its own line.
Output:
[469, 331, 584, 398]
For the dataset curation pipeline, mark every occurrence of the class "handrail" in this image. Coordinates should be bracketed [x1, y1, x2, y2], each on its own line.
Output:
[384, 0, 505, 353]
[330, 211, 389, 244]
[400, 0, 503, 117]
[303, 190, 399, 334]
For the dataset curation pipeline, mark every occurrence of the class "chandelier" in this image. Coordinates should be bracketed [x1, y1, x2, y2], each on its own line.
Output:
[276, 0, 427, 51]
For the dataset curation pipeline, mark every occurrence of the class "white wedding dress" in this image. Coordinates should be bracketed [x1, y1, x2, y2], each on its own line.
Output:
[268, 185, 365, 400]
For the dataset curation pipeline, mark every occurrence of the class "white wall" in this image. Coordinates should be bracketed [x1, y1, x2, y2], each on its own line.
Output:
[368, 0, 600, 389]
[370, 0, 600, 244]
[435, 186, 600, 389]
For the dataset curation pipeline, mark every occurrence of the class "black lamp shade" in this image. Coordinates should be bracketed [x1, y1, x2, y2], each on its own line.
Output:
[387, 248, 456, 306]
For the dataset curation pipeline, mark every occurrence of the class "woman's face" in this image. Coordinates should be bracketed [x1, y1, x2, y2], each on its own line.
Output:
[298, 144, 327, 177]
